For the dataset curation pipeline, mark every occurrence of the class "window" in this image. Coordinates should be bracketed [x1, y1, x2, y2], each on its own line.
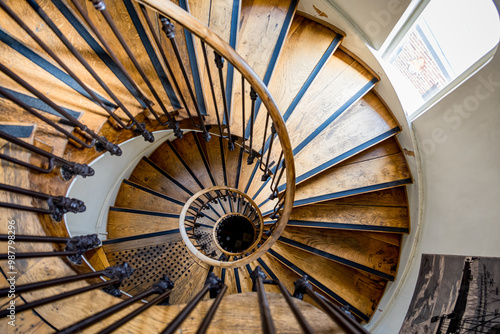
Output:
[384, 0, 500, 117]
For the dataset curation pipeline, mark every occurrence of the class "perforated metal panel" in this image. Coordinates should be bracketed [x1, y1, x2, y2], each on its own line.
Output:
[108, 241, 195, 295]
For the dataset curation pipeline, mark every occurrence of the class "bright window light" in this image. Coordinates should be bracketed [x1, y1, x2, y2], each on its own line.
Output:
[386, 0, 500, 116]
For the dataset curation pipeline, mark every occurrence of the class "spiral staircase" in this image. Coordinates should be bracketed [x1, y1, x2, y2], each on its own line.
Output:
[0, 0, 412, 332]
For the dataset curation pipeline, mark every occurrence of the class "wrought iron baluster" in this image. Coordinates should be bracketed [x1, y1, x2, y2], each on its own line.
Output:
[0, 130, 94, 180]
[0, 234, 99, 264]
[25, 0, 153, 142]
[0, 183, 86, 221]
[274, 280, 314, 334]
[268, 151, 284, 200]
[294, 276, 369, 334]
[0, 87, 93, 149]
[0, 0, 134, 132]
[97, 277, 174, 334]
[213, 51, 234, 150]
[161, 273, 223, 334]
[260, 123, 277, 181]
[201, 41, 223, 135]
[160, 17, 210, 142]
[0, 63, 121, 155]
[251, 266, 276, 334]
[247, 87, 258, 164]
[59, 275, 173, 334]
[90, 0, 180, 139]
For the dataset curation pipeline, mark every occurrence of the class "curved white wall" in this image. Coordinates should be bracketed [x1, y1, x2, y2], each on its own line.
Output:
[65, 130, 175, 240]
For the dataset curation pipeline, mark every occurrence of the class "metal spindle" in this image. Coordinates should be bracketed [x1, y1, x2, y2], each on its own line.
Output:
[251, 266, 276, 334]
[26, 0, 153, 142]
[161, 273, 223, 334]
[196, 284, 228, 334]
[293, 276, 369, 334]
[0, 0, 134, 132]
[201, 41, 223, 134]
[160, 17, 210, 142]
[0, 87, 93, 149]
[59, 275, 173, 334]
[275, 280, 314, 334]
[97, 281, 174, 334]
[260, 124, 277, 181]
[0, 130, 94, 180]
[0, 183, 86, 221]
[247, 87, 258, 164]
[0, 264, 129, 295]
[0, 63, 121, 155]
[91, 0, 180, 138]
[213, 51, 234, 150]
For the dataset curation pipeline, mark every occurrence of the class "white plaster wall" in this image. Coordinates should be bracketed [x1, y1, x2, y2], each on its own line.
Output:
[65, 130, 175, 240]
[369, 2, 500, 332]
[318, 0, 412, 49]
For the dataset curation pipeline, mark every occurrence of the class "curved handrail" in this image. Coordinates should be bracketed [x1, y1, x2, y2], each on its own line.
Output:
[138, 0, 295, 267]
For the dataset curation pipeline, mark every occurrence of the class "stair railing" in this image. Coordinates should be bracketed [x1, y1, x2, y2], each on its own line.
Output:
[140, 0, 296, 268]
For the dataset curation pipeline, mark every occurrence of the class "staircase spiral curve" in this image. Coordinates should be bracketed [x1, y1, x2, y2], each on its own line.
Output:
[0, 0, 412, 332]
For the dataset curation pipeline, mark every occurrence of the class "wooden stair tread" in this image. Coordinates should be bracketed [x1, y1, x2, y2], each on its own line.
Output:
[280, 188, 409, 233]
[286, 91, 401, 186]
[129, 157, 193, 202]
[283, 49, 375, 150]
[204, 134, 228, 186]
[258, 138, 412, 213]
[77, 0, 181, 116]
[230, 0, 297, 138]
[171, 131, 216, 188]
[280, 226, 400, 279]
[149, 140, 204, 193]
[269, 242, 386, 321]
[252, 15, 342, 151]
[107, 206, 181, 239]
[169, 262, 209, 305]
[114, 179, 185, 214]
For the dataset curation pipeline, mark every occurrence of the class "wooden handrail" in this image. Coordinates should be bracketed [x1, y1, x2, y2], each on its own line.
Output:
[138, 0, 295, 267]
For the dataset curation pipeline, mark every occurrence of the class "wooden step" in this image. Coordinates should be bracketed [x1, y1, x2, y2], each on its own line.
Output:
[0, 0, 149, 118]
[278, 91, 401, 190]
[252, 15, 343, 152]
[274, 187, 409, 233]
[230, 0, 298, 138]
[129, 157, 194, 202]
[169, 261, 210, 304]
[258, 138, 412, 214]
[114, 179, 185, 214]
[203, 134, 229, 186]
[72, 0, 183, 116]
[170, 131, 217, 188]
[186, 0, 241, 124]
[269, 242, 386, 322]
[149, 140, 204, 193]
[107, 206, 183, 239]
[279, 226, 400, 280]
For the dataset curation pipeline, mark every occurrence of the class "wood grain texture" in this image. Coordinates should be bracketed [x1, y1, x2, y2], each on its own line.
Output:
[251, 15, 340, 152]
[102, 230, 182, 253]
[230, 0, 295, 138]
[107, 207, 180, 239]
[114, 180, 184, 214]
[171, 131, 215, 188]
[149, 140, 203, 193]
[169, 261, 209, 305]
[288, 91, 400, 184]
[258, 139, 412, 212]
[280, 226, 400, 278]
[271, 241, 386, 319]
[129, 157, 191, 202]
[204, 135, 227, 186]
[0, 0, 146, 117]
[286, 199, 409, 232]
